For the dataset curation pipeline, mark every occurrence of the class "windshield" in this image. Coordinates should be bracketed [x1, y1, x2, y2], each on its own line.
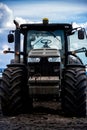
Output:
[27, 30, 64, 52]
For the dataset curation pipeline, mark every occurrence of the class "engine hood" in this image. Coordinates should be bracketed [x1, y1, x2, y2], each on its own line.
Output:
[28, 48, 60, 57]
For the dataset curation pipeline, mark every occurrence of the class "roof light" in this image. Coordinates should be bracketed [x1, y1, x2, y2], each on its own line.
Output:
[43, 18, 49, 24]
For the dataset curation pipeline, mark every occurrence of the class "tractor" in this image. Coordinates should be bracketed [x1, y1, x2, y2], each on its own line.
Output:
[0, 18, 87, 117]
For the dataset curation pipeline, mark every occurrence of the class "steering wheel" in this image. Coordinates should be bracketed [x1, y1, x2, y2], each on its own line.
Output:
[41, 39, 52, 44]
[41, 39, 52, 48]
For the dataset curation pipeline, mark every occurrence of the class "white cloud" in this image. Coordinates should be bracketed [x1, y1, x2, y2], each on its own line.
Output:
[72, 22, 81, 28]
[79, 22, 87, 31]
[0, 3, 14, 28]
[72, 22, 87, 33]
[15, 17, 35, 25]
[2, 44, 9, 50]
[10, 2, 87, 23]
[0, 29, 3, 34]
[0, 44, 9, 54]
[0, 2, 87, 28]
[0, 50, 3, 54]
[0, 2, 40, 30]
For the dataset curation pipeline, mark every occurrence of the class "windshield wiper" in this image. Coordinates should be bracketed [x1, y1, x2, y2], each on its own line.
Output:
[32, 37, 43, 46]
[48, 31, 60, 42]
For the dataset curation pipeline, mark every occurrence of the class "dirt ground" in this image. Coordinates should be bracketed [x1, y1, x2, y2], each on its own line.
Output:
[0, 101, 87, 130]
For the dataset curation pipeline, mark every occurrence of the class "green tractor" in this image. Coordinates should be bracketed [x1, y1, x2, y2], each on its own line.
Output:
[0, 18, 87, 117]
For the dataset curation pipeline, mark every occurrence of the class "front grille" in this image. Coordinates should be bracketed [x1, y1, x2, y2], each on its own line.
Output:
[28, 48, 59, 57]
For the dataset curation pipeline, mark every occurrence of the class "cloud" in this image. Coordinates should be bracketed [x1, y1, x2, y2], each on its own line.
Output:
[72, 22, 87, 33]
[0, 2, 87, 28]
[0, 50, 3, 54]
[80, 22, 87, 31]
[0, 3, 13, 28]
[15, 17, 35, 25]
[9, 1, 87, 23]
[0, 2, 40, 29]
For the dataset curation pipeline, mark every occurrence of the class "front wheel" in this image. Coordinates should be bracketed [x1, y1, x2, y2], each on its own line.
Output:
[61, 66, 86, 117]
[0, 65, 32, 116]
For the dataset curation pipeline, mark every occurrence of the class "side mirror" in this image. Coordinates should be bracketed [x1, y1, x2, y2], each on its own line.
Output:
[8, 34, 14, 43]
[78, 28, 85, 39]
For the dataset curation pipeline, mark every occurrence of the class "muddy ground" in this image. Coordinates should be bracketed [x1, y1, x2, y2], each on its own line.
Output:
[0, 101, 87, 130]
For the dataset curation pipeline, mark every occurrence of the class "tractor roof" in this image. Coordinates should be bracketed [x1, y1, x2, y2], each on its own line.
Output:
[20, 23, 72, 31]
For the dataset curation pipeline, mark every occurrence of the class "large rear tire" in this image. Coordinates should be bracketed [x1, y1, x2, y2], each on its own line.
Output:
[0, 65, 32, 116]
[61, 66, 86, 117]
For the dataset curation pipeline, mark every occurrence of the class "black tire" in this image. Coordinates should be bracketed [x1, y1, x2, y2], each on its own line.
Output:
[61, 67, 86, 117]
[0, 66, 32, 116]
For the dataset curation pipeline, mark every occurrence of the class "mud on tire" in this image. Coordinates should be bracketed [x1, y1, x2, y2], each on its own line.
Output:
[0, 65, 32, 116]
[61, 66, 87, 117]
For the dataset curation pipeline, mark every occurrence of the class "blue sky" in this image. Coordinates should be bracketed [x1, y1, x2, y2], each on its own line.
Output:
[0, 0, 87, 67]
[0, 0, 87, 23]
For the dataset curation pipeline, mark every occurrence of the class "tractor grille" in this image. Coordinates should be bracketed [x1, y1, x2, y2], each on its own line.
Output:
[28, 48, 59, 57]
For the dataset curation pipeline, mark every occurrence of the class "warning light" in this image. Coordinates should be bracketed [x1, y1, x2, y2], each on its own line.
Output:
[43, 18, 49, 24]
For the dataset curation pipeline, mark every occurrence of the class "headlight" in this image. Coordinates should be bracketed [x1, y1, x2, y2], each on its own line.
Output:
[28, 58, 40, 62]
[48, 57, 60, 62]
